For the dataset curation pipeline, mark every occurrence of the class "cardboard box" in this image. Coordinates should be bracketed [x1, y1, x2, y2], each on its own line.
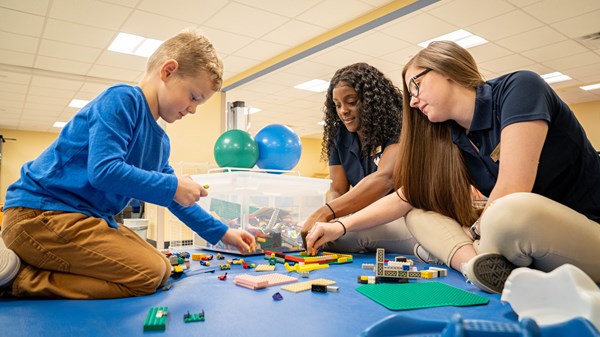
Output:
[191, 172, 330, 255]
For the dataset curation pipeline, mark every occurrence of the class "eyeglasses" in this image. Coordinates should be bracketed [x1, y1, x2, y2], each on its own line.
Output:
[408, 68, 431, 98]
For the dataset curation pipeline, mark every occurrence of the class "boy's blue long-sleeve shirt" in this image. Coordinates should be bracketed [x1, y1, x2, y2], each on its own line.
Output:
[4, 84, 228, 244]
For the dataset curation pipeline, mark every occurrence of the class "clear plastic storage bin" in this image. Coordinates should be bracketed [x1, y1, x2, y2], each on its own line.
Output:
[191, 171, 330, 255]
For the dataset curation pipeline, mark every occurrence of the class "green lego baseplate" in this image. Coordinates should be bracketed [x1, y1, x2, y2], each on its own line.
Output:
[356, 282, 489, 311]
[143, 306, 168, 332]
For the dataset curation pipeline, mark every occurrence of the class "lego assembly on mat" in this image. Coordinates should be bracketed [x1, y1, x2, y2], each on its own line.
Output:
[2, 1, 600, 337]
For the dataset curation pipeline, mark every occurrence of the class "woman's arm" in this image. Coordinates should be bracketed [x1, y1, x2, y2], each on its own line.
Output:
[305, 188, 413, 254]
[301, 144, 397, 239]
[457, 120, 548, 269]
[485, 120, 548, 206]
[328, 165, 350, 201]
[328, 143, 399, 216]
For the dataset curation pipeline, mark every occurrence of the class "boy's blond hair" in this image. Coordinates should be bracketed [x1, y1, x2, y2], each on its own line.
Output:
[146, 29, 223, 91]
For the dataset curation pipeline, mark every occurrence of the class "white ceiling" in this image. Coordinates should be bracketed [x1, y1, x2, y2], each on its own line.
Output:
[1, 0, 600, 139]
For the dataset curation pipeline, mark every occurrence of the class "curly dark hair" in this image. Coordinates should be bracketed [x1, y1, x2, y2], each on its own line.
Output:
[321, 62, 403, 161]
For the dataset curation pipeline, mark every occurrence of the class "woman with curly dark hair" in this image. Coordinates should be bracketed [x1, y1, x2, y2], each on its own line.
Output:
[301, 63, 415, 254]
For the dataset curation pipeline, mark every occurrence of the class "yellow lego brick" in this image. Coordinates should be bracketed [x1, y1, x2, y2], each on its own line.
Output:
[421, 270, 435, 279]
[284, 262, 295, 272]
[191, 253, 206, 261]
[295, 263, 329, 273]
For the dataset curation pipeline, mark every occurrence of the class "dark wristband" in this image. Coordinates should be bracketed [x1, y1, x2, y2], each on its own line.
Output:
[325, 203, 336, 219]
[334, 220, 346, 236]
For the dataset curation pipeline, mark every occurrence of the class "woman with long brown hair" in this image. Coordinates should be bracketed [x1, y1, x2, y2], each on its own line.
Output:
[306, 41, 600, 294]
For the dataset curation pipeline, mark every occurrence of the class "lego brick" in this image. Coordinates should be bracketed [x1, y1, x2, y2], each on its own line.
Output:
[183, 310, 205, 323]
[281, 278, 336, 293]
[255, 264, 276, 272]
[143, 307, 168, 332]
[234, 273, 297, 290]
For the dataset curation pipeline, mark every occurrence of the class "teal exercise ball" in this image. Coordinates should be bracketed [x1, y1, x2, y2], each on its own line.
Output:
[255, 124, 302, 172]
[213, 129, 259, 168]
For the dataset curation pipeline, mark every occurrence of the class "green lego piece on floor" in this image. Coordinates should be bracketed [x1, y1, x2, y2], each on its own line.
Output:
[143, 306, 168, 331]
[183, 310, 205, 323]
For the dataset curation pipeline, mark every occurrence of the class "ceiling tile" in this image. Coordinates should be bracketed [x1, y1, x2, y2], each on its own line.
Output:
[199, 27, 254, 56]
[44, 19, 115, 49]
[0, 50, 35, 67]
[233, 40, 290, 62]
[232, 0, 322, 18]
[30, 75, 82, 90]
[551, 10, 600, 39]
[78, 82, 111, 95]
[221, 55, 263, 79]
[429, 0, 515, 27]
[35, 56, 92, 76]
[469, 43, 514, 63]
[38, 39, 102, 63]
[28, 86, 75, 99]
[280, 60, 337, 79]
[49, 0, 131, 29]
[544, 52, 600, 72]
[95, 51, 147, 72]
[260, 71, 310, 87]
[309, 47, 372, 69]
[0, 7, 45, 36]
[261, 20, 327, 46]
[379, 13, 456, 45]
[86, 64, 142, 82]
[478, 53, 536, 73]
[468, 9, 544, 41]
[344, 31, 411, 58]
[0, 31, 39, 54]
[360, 0, 395, 7]
[521, 40, 588, 63]
[0, 71, 32, 85]
[137, 0, 227, 25]
[0, 92, 26, 102]
[204, 2, 289, 39]
[0, 0, 50, 15]
[296, 0, 373, 29]
[120, 10, 191, 40]
[495, 26, 567, 52]
[0, 82, 27, 95]
[522, 0, 600, 24]
[378, 45, 422, 67]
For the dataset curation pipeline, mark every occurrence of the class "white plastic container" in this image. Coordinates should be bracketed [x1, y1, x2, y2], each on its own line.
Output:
[191, 171, 330, 255]
[123, 218, 149, 241]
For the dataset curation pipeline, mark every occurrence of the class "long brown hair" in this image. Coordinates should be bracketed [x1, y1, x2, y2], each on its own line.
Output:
[394, 41, 485, 227]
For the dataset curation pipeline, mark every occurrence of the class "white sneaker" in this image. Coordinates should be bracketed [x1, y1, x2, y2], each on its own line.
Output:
[0, 249, 21, 288]
[461, 253, 517, 294]
[413, 244, 445, 265]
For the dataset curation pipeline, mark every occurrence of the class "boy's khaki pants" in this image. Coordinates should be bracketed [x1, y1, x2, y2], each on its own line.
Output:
[406, 192, 600, 282]
[1, 207, 171, 299]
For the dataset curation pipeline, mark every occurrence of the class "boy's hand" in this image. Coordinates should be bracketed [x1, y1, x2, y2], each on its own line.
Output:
[220, 229, 256, 254]
[174, 175, 208, 207]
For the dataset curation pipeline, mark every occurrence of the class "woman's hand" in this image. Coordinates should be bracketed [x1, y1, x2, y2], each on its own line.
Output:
[305, 221, 345, 255]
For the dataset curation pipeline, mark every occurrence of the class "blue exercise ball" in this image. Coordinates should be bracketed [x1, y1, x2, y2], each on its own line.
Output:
[255, 124, 302, 172]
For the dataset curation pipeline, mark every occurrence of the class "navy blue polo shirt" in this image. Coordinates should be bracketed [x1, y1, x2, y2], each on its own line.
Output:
[329, 126, 395, 187]
[452, 70, 600, 222]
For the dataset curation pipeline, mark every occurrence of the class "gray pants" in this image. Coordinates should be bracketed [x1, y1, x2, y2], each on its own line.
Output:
[324, 217, 416, 254]
[406, 192, 600, 281]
